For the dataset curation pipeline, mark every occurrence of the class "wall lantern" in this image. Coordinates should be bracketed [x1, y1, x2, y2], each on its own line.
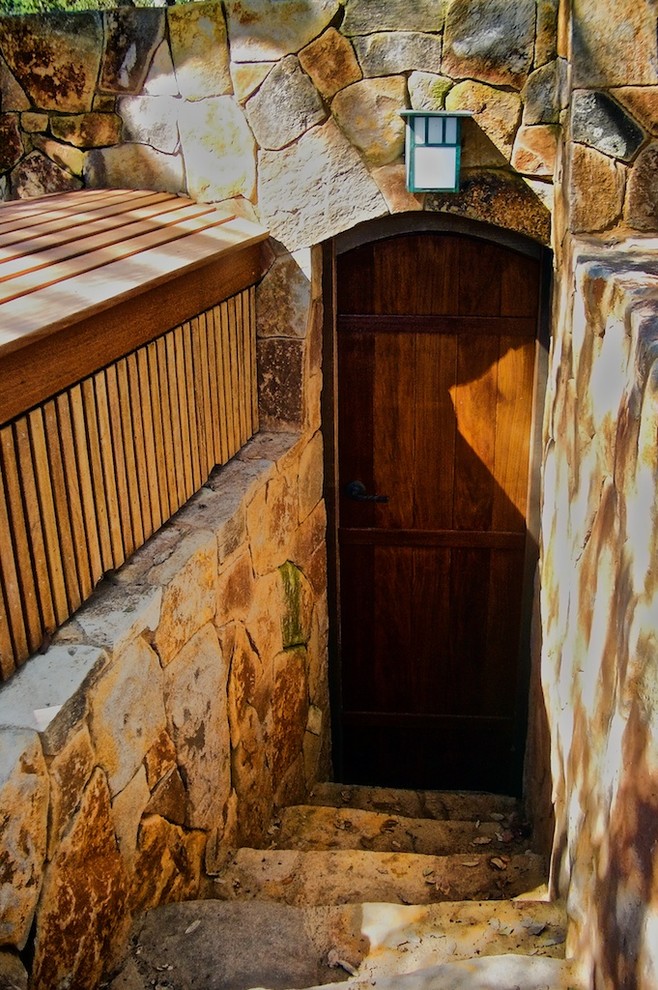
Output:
[400, 110, 473, 193]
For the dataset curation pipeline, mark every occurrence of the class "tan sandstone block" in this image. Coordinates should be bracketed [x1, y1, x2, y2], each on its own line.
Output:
[47, 725, 95, 857]
[511, 124, 558, 176]
[257, 251, 312, 340]
[143, 728, 178, 789]
[50, 111, 122, 146]
[613, 87, 658, 136]
[163, 624, 230, 829]
[150, 529, 217, 665]
[0, 730, 48, 951]
[445, 81, 521, 161]
[31, 769, 130, 990]
[216, 550, 255, 626]
[111, 766, 150, 865]
[572, 0, 658, 87]
[570, 144, 626, 233]
[298, 430, 324, 523]
[331, 76, 406, 167]
[224, 0, 339, 62]
[265, 647, 309, 784]
[88, 638, 166, 795]
[247, 470, 298, 575]
[299, 27, 362, 99]
[132, 815, 205, 915]
[168, 1, 231, 100]
[32, 135, 85, 176]
[179, 96, 256, 202]
[230, 61, 274, 102]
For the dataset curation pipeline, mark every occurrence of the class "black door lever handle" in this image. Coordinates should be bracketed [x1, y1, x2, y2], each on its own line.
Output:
[344, 480, 389, 503]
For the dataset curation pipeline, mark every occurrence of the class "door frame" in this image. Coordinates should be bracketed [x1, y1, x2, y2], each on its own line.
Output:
[321, 212, 552, 793]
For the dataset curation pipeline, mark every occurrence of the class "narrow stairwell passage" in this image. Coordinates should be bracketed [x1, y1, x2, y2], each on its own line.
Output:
[108, 785, 584, 990]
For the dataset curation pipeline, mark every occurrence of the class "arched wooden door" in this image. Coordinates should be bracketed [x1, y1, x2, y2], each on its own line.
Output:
[330, 228, 542, 794]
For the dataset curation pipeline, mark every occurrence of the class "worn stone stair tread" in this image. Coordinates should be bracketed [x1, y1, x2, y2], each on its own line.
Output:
[108, 898, 570, 990]
[265, 804, 532, 856]
[211, 847, 546, 906]
[252, 955, 584, 990]
[308, 783, 520, 822]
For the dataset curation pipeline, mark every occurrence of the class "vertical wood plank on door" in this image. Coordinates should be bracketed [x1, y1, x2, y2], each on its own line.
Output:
[414, 333, 458, 530]
[27, 407, 68, 626]
[43, 400, 82, 611]
[492, 337, 535, 529]
[337, 330, 376, 530]
[453, 335, 499, 531]
[374, 332, 415, 530]
[412, 546, 452, 711]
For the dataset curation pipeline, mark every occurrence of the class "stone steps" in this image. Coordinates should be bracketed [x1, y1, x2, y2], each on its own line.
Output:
[265, 804, 531, 856]
[108, 784, 583, 990]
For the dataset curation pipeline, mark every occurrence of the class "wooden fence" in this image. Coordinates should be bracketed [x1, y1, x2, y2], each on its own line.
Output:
[0, 191, 267, 678]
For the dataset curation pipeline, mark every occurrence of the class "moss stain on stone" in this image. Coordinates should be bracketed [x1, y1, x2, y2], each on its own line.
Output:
[279, 561, 307, 649]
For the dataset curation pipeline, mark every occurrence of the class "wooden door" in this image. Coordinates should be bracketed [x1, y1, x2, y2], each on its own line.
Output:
[335, 230, 540, 794]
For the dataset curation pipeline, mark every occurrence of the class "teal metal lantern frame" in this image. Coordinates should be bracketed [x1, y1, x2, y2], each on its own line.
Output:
[400, 110, 473, 193]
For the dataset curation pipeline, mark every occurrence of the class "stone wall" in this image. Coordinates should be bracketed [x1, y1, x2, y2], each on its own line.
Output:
[538, 3, 658, 988]
[0, 0, 559, 248]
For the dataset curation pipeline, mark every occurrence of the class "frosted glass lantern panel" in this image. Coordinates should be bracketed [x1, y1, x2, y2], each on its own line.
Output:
[427, 116, 444, 143]
[444, 117, 458, 143]
[413, 116, 427, 145]
[414, 146, 458, 189]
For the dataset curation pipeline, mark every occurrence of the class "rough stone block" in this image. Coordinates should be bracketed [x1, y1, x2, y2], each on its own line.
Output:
[572, 90, 644, 162]
[100, 8, 164, 94]
[572, 0, 658, 87]
[298, 430, 324, 523]
[626, 144, 658, 232]
[32, 135, 85, 176]
[343, 0, 445, 34]
[47, 725, 95, 857]
[265, 647, 309, 783]
[0, 12, 102, 112]
[354, 32, 442, 78]
[0, 951, 27, 990]
[168, 1, 231, 100]
[408, 71, 452, 110]
[50, 111, 122, 147]
[245, 55, 326, 151]
[331, 76, 406, 167]
[0, 643, 107, 755]
[257, 337, 305, 429]
[258, 118, 387, 249]
[216, 550, 255, 626]
[0, 57, 30, 112]
[230, 61, 274, 102]
[614, 87, 658, 137]
[226, 621, 265, 747]
[292, 499, 327, 577]
[179, 96, 256, 202]
[299, 28, 361, 100]
[257, 252, 311, 340]
[443, 0, 536, 89]
[149, 529, 217, 665]
[427, 168, 551, 245]
[143, 727, 177, 789]
[111, 765, 150, 864]
[10, 150, 82, 198]
[20, 110, 47, 133]
[0, 729, 48, 951]
[0, 114, 22, 172]
[84, 143, 184, 194]
[224, 0, 339, 62]
[163, 624, 230, 830]
[143, 40, 179, 97]
[31, 769, 130, 990]
[88, 637, 166, 795]
[511, 124, 558, 177]
[244, 570, 285, 665]
[247, 470, 297, 576]
[144, 766, 187, 825]
[131, 814, 205, 915]
[76, 581, 162, 657]
[569, 144, 626, 234]
[372, 162, 425, 213]
[445, 81, 521, 160]
[522, 60, 566, 125]
[117, 95, 180, 154]
[280, 561, 313, 648]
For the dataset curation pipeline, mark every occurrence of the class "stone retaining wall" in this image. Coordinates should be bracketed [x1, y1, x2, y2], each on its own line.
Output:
[0, 0, 560, 248]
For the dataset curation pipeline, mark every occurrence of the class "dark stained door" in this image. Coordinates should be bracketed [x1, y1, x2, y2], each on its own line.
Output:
[335, 231, 540, 794]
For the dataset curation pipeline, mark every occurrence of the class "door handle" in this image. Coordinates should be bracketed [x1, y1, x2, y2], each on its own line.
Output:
[344, 480, 389, 503]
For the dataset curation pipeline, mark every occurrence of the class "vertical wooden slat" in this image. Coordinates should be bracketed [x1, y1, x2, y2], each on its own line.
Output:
[144, 341, 172, 522]
[13, 416, 56, 635]
[43, 400, 82, 613]
[94, 370, 125, 568]
[56, 392, 94, 599]
[69, 385, 104, 586]
[213, 303, 230, 465]
[220, 299, 237, 457]
[0, 436, 29, 663]
[81, 378, 114, 572]
[183, 320, 202, 491]
[28, 407, 68, 625]
[205, 306, 222, 466]
[127, 352, 153, 541]
[153, 337, 176, 519]
[0, 571, 16, 679]
[171, 326, 193, 503]
[192, 313, 210, 480]
[138, 347, 163, 533]
[249, 286, 259, 431]
[116, 358, 145, 548]
[227, 296, 243, 453]
[104, 363, 135, 560]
